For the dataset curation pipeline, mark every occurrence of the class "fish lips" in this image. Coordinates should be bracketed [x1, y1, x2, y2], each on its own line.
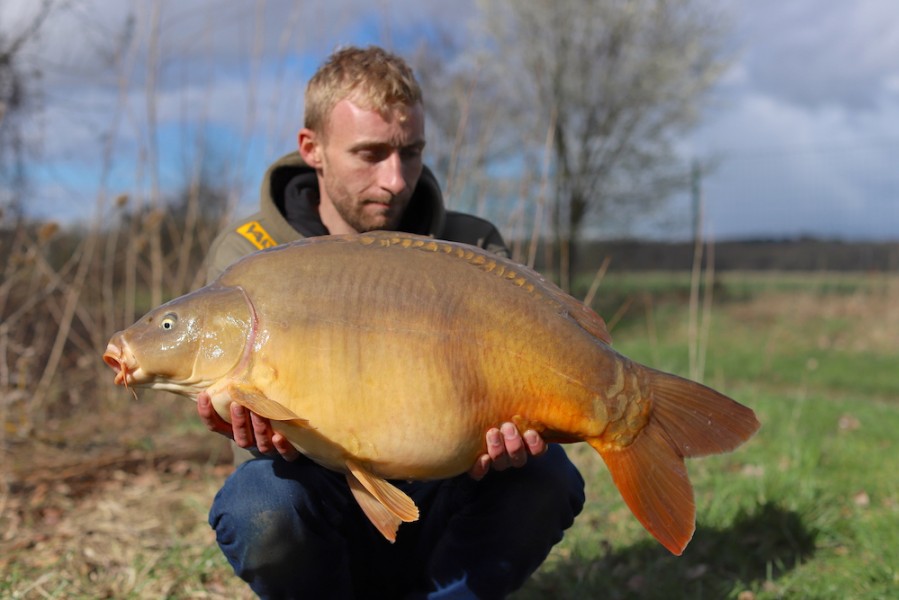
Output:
[103, 340, 141, 387]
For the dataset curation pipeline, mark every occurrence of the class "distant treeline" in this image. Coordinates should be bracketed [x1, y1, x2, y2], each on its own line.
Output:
[566, 239, 899, 273]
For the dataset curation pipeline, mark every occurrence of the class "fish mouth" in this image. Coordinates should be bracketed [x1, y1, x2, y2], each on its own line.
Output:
[103, 341, 140, 387]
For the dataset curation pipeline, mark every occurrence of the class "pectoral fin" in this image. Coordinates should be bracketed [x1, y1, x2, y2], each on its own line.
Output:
[345, 459, 419, 543]
[224, 383, 309, 424]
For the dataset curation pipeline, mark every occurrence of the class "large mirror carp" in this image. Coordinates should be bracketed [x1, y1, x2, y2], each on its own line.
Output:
[103, 231, 759, 554]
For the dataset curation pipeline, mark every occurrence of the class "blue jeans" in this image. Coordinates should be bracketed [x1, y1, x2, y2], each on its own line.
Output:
[209, 445, 585, 599]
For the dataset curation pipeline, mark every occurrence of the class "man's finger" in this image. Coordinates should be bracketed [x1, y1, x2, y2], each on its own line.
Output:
[468, 454, 491, 481]
[251, 412, 274, 454]
[501, 422, 527, 468]
[486, 428, 504, 458]
[486, 428, 510, 471]
[523, 429, 547, 457]
[271, 432, 301, 461]
[197, 394, 232, 437]
[230, 403, 255, 448]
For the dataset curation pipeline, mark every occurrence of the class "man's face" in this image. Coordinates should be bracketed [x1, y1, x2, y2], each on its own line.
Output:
[304, 98, 426, 234]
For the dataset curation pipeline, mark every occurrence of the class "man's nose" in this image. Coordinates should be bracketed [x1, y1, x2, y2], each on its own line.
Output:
[378, 153, 407, 197]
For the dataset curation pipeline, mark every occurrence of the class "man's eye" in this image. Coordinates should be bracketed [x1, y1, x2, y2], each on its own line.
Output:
[402, 147, 423, 160]
[358, 149, 388, 163]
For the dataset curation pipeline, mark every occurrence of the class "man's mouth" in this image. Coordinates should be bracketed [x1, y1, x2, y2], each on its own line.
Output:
[364, 200, 395, 213]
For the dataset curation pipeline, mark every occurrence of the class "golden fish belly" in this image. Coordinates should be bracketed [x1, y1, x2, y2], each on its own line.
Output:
[250, 300, 610, 480]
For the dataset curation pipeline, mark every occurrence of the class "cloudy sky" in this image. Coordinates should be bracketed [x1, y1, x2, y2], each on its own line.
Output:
[690, 0, 899, 241]
[3, 0, 898, 241]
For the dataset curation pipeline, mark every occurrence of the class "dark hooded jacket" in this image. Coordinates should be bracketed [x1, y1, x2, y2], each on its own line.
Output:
[205, 151, 507, 283]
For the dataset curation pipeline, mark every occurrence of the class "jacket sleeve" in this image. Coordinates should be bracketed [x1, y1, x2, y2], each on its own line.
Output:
[204, 230, 260, 284]
[481, 227, 509, 258]
[441, 211, 510, 258]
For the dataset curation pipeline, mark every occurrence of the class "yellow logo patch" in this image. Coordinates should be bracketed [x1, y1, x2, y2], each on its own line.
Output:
[237, 221, 277, 250]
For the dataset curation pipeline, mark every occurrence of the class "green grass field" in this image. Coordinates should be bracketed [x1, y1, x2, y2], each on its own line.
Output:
[2, 271, 896, 599]
[516, 271, 899, 599]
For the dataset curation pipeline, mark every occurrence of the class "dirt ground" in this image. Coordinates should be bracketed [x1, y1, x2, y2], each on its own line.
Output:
[1, 401, 255, 599]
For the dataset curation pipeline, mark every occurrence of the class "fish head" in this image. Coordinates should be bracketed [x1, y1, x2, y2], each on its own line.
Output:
[103, 285, 254, 397]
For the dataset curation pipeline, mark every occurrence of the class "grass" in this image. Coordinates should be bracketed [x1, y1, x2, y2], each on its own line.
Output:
[2, 271, 897, 598]
[514, 272, 899, 599]
[517, 387, 898, 599]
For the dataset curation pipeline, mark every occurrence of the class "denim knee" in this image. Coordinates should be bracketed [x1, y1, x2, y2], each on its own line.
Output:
[524, 444, 586, 522]
[420, 445, 585, 599]
[208, 457, 353, 598]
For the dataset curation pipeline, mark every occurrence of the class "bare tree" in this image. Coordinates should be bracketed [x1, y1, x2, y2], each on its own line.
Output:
[410, 35, 509, 211]
[0, 0, 56, 223]
[474, 0, 730, 286]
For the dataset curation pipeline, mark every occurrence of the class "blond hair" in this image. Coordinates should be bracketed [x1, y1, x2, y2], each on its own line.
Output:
[304, 46, 423, 134]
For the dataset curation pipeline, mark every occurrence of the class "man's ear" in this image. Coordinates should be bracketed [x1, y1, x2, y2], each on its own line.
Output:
[298, 128, 323, 168]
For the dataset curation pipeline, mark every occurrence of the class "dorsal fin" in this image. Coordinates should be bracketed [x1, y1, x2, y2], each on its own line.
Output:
[357, 231, 613, 345]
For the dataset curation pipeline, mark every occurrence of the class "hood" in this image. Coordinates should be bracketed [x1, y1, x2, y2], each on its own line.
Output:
[259, 151, 447, 238]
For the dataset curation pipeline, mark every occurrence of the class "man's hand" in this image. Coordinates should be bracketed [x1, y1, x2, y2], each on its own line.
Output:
[197, 392, 300, 461]
[468, 422, 547, 481]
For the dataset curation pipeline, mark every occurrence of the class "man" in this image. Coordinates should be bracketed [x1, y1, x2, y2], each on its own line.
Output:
[199, 46, 585, 600]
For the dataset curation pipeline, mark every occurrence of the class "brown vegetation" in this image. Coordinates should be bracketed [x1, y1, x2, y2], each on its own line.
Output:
[1, 195, 232, 596]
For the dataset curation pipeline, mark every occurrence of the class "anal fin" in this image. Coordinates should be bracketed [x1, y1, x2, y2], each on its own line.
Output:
[345, 459, 419, 543]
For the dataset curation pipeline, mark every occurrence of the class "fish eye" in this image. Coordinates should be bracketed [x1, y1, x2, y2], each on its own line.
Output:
[161, 313, 178, 330]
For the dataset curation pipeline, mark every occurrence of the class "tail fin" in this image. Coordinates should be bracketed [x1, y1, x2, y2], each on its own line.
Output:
[590, 368, 760, 555]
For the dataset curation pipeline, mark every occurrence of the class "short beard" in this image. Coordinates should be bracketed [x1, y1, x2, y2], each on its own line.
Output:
[338, 203, 402, 233]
